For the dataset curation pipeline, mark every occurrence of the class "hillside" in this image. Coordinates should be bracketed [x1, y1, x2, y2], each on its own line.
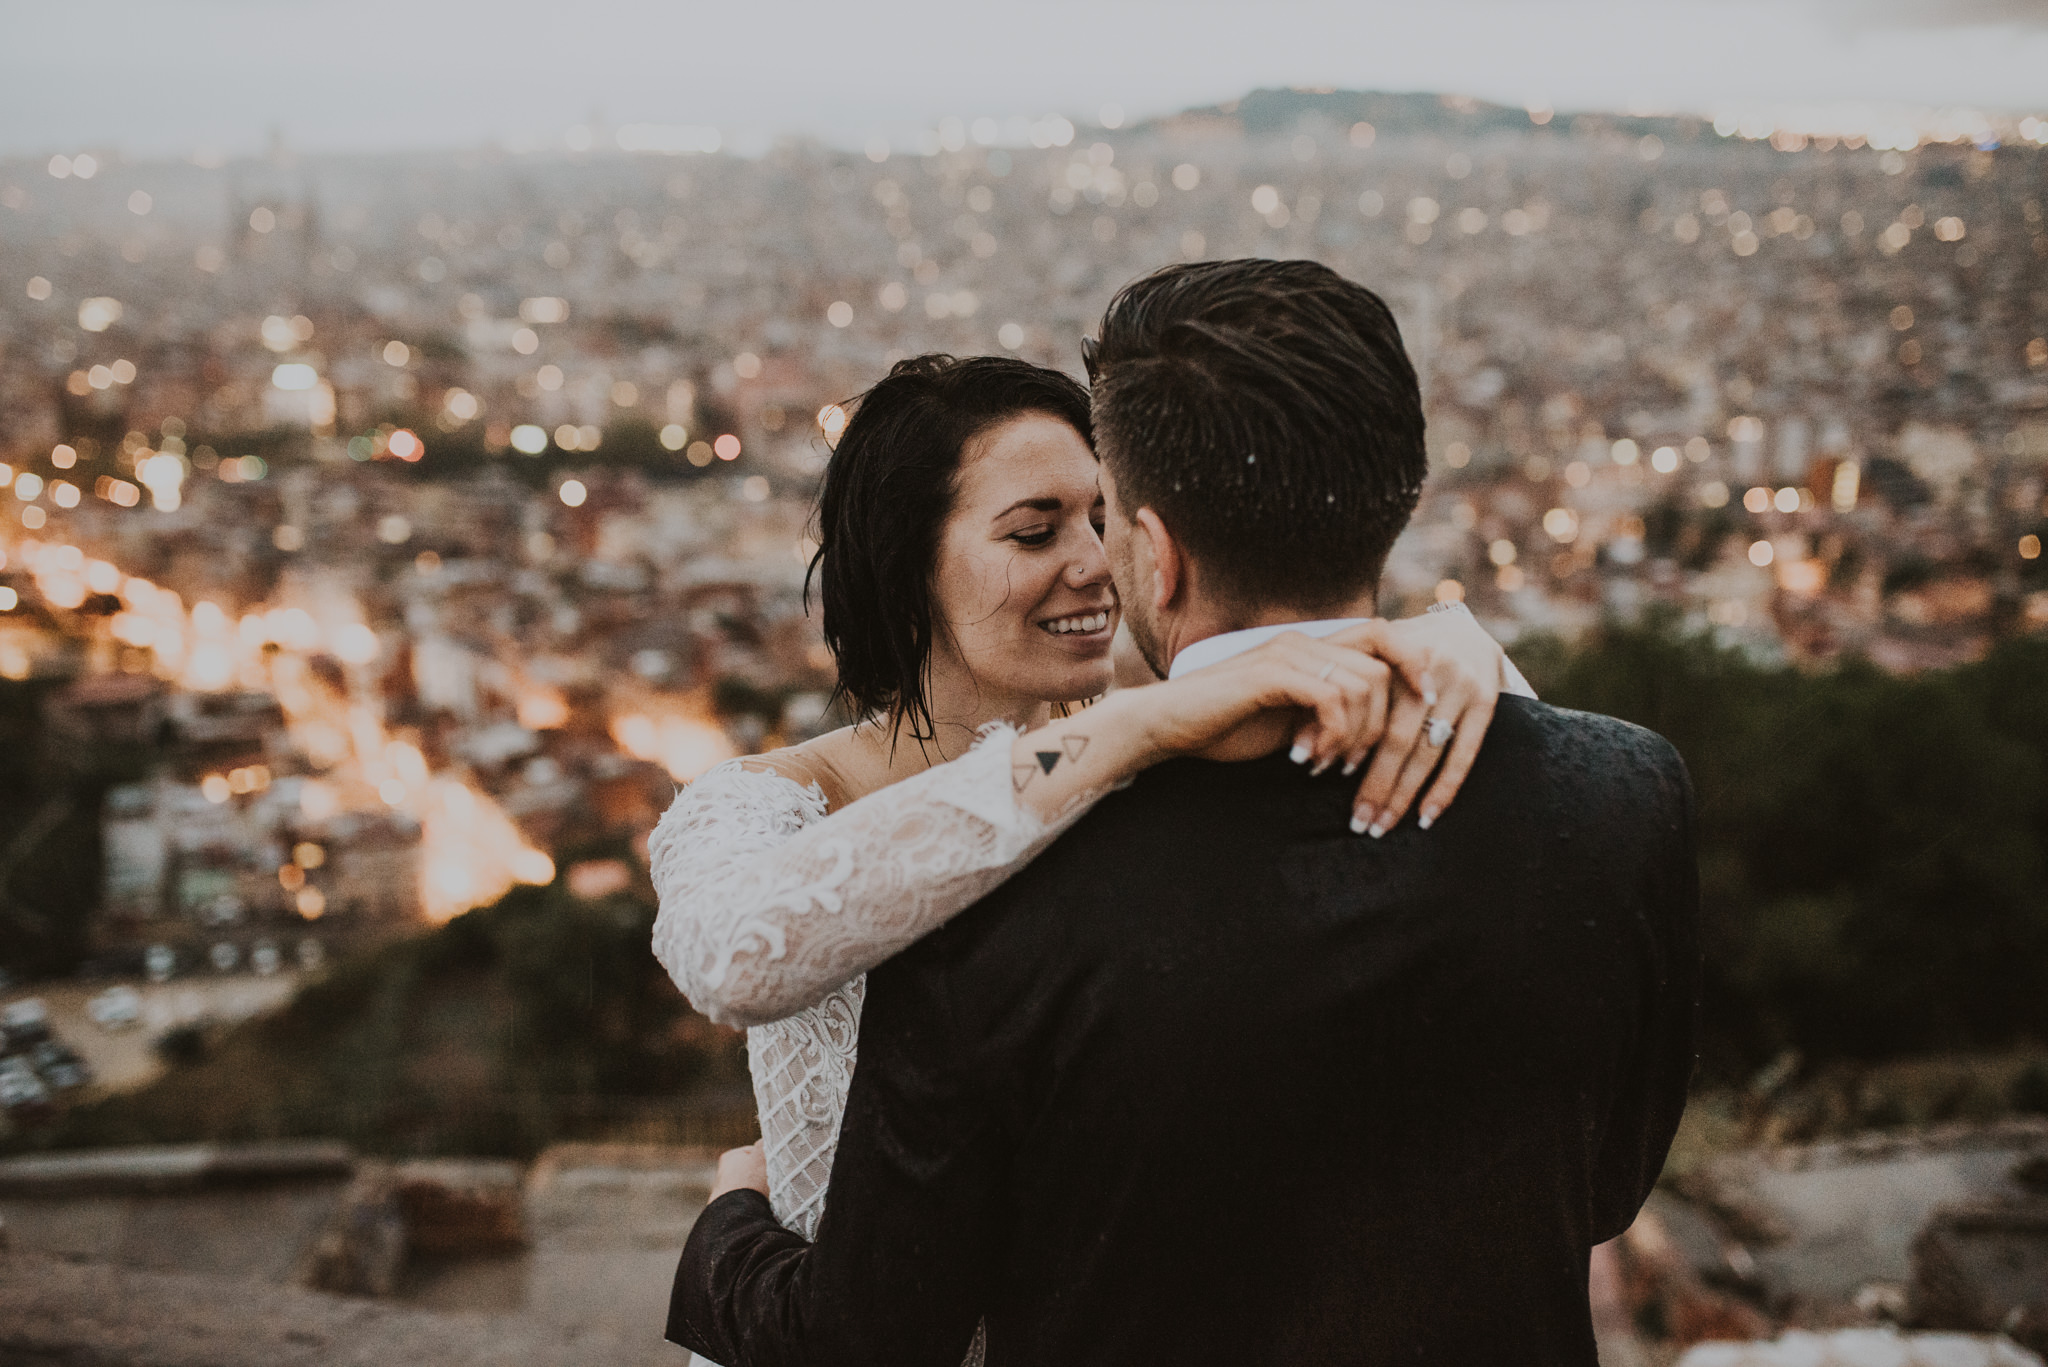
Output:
[14, 878, 751, 1158]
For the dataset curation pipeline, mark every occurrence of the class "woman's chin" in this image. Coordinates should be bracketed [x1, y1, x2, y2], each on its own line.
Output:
[1015, 655, 1114, 703]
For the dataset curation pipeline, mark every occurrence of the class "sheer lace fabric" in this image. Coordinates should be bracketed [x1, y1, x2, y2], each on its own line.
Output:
[649, 727, 1102, 1241]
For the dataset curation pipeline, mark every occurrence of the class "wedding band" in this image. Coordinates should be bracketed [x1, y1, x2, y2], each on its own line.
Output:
[1425, 716, 1455, 748]
[1318, 661, 1337, 681]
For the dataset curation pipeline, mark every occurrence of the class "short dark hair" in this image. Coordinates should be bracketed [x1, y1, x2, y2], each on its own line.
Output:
[1087, 258, 1427, 611]
[809, 353, 1093, 739]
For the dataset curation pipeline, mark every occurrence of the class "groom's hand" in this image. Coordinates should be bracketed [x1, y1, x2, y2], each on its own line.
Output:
[710, 1143, 769, 1202]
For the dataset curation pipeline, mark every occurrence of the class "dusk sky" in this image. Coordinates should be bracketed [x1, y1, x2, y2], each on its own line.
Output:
[3, 0, 2046, 157]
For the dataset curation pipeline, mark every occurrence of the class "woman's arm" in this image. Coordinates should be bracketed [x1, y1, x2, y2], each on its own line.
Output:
[649, 739, 1096, 1028]
[651, 608, 1525, 1028]
[1018, 601, 1531, 836]
[649, 637, 1403, 1027]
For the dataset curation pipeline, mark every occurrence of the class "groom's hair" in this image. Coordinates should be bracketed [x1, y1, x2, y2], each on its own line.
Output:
[1087, 259, 1426, 611]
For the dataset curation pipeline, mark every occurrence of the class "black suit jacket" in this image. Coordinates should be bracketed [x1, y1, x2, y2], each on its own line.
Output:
[669, 697, 1700, 1366]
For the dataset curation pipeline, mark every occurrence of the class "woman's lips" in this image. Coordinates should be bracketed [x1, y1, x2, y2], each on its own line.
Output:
[1036, 609, 1115, 652]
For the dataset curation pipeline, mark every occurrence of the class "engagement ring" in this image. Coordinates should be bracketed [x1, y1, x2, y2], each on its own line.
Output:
[1425, 717, 1455, 748]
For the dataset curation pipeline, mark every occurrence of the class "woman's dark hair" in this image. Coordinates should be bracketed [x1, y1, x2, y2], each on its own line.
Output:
[808, 353, 1093, 740]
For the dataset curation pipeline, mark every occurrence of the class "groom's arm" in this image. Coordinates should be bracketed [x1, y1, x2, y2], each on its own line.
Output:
[666, 948, 1010, 1367]
[1589, 742, 1702, 1244]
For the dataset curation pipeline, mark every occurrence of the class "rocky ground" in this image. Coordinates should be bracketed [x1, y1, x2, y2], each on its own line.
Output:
[0, 1142, 712, 1367]
[2, 1124, 2044, 1366]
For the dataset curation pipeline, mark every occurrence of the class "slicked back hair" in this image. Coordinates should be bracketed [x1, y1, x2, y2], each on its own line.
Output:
[1087, 258, 1427, 612]
[809, 353, 1093, 741]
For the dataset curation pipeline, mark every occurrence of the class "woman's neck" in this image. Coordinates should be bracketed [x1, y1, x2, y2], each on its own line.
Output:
[865, 665, 1054, 775]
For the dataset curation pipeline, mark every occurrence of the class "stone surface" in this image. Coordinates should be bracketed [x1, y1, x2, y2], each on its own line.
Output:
[298, 1163, 406, 1297]
[0, 1141, 353, 1196]
[0, 1142, 718, 1366]
[1, 1177, 350, 1283]
[394, 1159, 526, 1255]
[1684, 1121, 2048, 1308]
[1616, 1195, 1776, 1349]
[1675, 1328, 2044, 1367]
[1909, 1201, 2048, 1353]
[0, 1248, 688, 1367]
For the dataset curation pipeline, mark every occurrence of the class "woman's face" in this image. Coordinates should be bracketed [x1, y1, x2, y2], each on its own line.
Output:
[929, 413, 1117, 706]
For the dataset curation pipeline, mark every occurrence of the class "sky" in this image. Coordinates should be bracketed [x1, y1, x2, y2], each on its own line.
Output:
[2, 0, 2046, 159]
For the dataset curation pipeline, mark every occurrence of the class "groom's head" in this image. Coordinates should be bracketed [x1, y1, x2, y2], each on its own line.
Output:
[1087, 259, 1427, 676]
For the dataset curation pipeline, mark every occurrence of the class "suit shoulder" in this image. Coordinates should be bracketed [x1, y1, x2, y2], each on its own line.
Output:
[1489, 697, 1692, 809]
[1493, 696, 1681, 767]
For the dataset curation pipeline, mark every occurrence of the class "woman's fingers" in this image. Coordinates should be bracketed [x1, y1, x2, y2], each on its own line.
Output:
[1327, 619, 1440, 705]
[1275, 640, 1391, 772]
[1413, 690, 1496, 829]
[1190, 625, 1508, 833]
[1346, 675, 1390, 774]
[1351, 687, 1431, 834]
[1372, 675, 1480, 833]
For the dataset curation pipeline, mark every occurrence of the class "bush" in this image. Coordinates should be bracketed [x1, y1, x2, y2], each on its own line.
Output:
[1520, 617, 2048, 1077]
[22, 878, 749, 1158]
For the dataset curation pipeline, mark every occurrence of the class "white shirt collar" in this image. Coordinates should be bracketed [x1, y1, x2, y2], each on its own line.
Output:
[1166, 619, 1374, 679]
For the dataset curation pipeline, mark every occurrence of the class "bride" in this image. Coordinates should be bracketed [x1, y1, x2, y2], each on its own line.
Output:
[649, 354, 1529, 1351]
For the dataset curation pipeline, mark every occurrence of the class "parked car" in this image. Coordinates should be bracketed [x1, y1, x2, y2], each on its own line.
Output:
[88, 985, 142, 1030]
[0, 1000, 50, 1052]
[31, 1040, 89, 1090]
[0, 1056, 50, 1110]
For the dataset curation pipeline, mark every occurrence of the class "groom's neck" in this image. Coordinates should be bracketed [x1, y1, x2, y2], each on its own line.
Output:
[1162, 583, 1381, 662]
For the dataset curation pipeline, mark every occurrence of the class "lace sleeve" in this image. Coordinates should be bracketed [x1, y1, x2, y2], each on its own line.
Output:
[648, 727, 1103, 1028]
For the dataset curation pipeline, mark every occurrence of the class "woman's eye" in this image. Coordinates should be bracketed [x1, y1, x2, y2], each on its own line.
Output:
[1009, 529, 1056, 547]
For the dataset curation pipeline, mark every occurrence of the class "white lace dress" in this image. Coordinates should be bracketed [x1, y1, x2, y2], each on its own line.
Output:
[648, 728, 1102, 1241]
[649, 729, 1095, 1367]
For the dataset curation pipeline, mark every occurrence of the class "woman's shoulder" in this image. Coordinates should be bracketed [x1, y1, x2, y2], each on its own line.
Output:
[714, 727, 869, 813]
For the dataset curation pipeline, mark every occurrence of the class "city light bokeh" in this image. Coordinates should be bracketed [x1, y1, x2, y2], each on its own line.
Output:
[3, 86, 2046, 972]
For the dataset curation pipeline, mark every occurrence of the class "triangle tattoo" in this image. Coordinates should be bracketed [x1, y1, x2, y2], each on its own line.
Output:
[1013, 764, 1038, 792]
[1036, 751, 1062, 775]
[1062, 736, 1089, 761]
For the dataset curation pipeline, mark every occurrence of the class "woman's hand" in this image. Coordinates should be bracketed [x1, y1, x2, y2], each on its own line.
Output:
[1316, 608, 1512, 837]
[709, 1142, 769, 1202]
[1007, 608, 1519, 838]
[1009, 632, 1394, 825]
[1136, 632, 1396, 769]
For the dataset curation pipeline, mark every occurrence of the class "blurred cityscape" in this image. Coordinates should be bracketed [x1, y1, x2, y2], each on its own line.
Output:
[0, 84, 2043, 1028]
[2, 82, 2047, 1366]
[2, 84, 2045, 1030]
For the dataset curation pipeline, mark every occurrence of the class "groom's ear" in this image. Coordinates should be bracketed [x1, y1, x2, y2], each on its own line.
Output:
[1133, 507, 1184, 614]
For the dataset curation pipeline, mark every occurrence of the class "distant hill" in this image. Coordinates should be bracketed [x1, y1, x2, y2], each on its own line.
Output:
[1143, 86, 1709, 141]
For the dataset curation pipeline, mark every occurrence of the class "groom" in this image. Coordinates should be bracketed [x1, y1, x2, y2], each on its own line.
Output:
[668, 259, 1700, 1365]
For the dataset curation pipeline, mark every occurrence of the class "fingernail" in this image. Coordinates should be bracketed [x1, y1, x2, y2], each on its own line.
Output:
[1342, 757, 1361, 776]
[1312, 756, 1333, 776]
[1423, 690, 1439, 708]
[1289, 743, 1312, 765]
[1367, 822, 1387, 839]
[1418, 806, 1438, 831]
[1349, 812, 1370, 835]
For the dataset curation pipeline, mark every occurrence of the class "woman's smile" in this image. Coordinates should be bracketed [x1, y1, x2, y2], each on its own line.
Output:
[1035, 608, 1115, 652]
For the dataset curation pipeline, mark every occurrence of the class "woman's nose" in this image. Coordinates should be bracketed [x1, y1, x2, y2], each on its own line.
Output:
[1065, 533, 1110, 588]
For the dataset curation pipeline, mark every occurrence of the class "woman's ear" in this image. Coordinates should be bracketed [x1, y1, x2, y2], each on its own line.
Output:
[1133, 507, 1183, 614]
